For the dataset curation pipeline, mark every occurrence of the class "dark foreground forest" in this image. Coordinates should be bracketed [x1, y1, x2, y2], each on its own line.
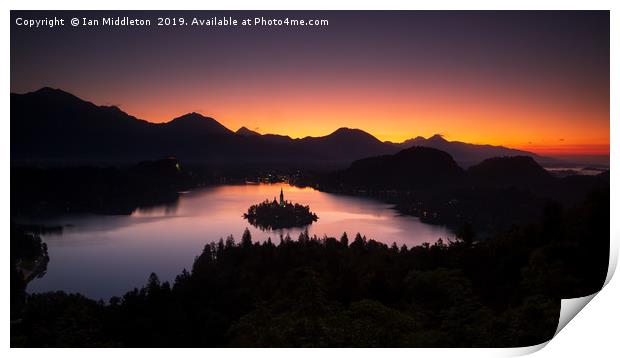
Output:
[11, 184, 608, 347]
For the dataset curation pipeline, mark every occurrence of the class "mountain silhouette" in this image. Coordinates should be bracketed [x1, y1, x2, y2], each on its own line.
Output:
[467, 156, 554, 188]
[165, 113, 233, 135]
[295, 127, 394, 164]
[10, 88, 397, 167]
[11, 87, 157, 163]
[236, 127, 261, 136]
[330, 146, 465, 190]
[390, 134, 555, 167]
[11, 88, 557, 168]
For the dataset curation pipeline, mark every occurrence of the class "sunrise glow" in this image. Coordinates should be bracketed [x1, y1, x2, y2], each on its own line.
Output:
[11, 11, 609, 157]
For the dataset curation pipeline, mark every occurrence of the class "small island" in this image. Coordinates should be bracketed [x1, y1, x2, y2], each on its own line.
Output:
[244, 188, 318, 230]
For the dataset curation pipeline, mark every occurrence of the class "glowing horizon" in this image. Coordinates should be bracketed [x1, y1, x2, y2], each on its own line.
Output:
[11, 11, 609, 157]
[13, 84, 609, 157]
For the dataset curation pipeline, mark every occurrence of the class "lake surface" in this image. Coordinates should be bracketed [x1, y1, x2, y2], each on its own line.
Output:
[26, 183, 453, 300]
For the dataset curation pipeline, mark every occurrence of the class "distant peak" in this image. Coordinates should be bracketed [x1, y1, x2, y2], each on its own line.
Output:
[18, 87, 92, 106]
[401, 136, 426, 143]
[167, 112, 233, 134]
[173, 112, 209, 121]
[169, 112, 223, 125]
[236, 126, 260, 136]
[30, 87, 78, 99]
[331, 127, 369, 136]
[428, 134, 448, 143]
[34, 86, 65, 94]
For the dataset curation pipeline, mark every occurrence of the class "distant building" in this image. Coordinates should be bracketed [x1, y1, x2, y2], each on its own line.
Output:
[279, 188, 285, 206]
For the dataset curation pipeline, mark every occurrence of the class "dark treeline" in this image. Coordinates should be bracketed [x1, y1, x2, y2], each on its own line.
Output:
[11, 184, 608, 347]
[11, 223, 50, 319]
[11, 158, 200, 216]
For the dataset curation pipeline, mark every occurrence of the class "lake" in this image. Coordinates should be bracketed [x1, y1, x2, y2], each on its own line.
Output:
[26, 183, 453, 300]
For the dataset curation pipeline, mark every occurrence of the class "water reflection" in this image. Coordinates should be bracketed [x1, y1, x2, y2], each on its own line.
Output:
[26, 183, 453, 300]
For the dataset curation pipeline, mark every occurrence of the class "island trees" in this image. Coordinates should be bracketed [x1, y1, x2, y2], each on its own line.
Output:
[243, 190, 318, 230]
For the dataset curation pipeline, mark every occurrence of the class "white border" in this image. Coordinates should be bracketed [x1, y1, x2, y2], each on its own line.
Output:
[4, 1, 618, 357]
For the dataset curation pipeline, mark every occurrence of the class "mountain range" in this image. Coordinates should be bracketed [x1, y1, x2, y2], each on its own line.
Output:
[387, 135, 553, 168]
[11, 87, 554, 168]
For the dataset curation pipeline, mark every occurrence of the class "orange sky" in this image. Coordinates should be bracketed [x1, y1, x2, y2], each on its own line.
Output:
[11, 11, 609, 157]
[85, 73, 608, 156]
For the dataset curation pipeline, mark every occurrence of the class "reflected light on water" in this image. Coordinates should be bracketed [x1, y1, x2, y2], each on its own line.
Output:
[27, 183, 453, 300]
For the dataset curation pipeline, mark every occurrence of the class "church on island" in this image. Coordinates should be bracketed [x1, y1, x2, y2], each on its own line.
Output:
[244, 188, 318, 230]
[274, 188, 285, 207]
